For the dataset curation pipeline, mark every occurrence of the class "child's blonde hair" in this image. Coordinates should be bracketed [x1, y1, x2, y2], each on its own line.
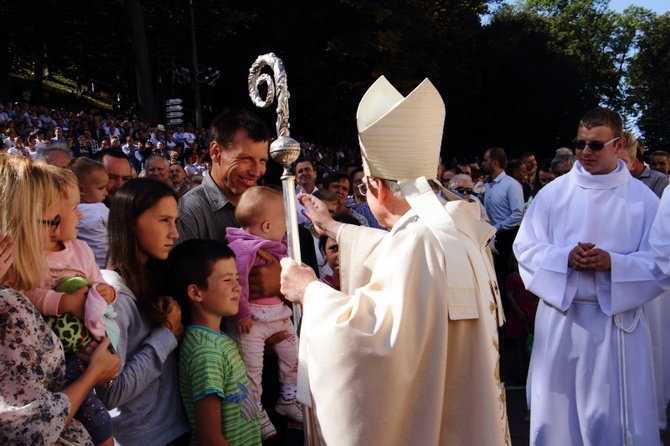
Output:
[0, 156, 77, 290]
[234, 186, 283, 228]
[68, 156, 107, 183]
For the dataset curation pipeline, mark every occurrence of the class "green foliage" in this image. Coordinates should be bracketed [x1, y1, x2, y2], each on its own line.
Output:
[468, 8, 595, 158]
[628, 13, 670, 151]
[1, 0, 667, 157]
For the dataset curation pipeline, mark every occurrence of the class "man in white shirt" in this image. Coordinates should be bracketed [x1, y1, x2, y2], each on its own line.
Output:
[294, 157, 318, 224]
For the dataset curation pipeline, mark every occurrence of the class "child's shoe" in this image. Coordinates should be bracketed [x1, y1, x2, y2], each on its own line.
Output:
[258, 408, 277, 440]
[274, 397, 303, 423]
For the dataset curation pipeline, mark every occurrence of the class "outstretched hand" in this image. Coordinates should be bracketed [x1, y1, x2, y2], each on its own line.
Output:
[298, 193, 341, 239]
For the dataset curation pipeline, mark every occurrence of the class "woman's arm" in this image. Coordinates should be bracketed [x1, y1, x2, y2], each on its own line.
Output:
[0, 289, 116, 444]
[60, 338, 120, 425]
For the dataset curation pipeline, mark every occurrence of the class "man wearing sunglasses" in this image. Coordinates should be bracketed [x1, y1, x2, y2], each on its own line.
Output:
[514, 107, 665, 445]
[280, 77, 509, 445]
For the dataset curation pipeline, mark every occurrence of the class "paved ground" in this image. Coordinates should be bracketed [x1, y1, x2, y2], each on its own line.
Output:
[507, 385, 530, 445]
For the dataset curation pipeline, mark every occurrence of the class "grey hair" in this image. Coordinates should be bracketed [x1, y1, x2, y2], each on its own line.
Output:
[146, 153, 169, 168]
[448, 174, 473, 190]
[35, 143, 73, 163]
[550, 154, 576, 173]
[380, 178, 404, 198]
[555, 147, 573, 156]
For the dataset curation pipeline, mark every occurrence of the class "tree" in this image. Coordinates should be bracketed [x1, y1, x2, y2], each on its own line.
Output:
[466, 8, 594, 160]
[127, 0, 158, 124]
[628, 13, 670, 151]
[512, 0, 621, 107]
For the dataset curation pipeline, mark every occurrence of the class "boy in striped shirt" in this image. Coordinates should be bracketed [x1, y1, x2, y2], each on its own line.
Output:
[170, 239, 261, 445]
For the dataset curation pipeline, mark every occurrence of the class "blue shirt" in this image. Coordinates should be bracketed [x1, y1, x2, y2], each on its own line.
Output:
[484, 172, 524, 231]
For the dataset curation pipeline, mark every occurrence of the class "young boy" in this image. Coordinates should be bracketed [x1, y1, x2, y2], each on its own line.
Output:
[225, 186, 302, 440]
[170, 239, 261, 446]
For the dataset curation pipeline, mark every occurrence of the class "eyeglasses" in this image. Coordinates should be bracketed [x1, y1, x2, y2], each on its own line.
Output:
[570, 137, 620, 152]
[455, 187, 473, 195]
[356, 182, 368, 196]
[40, 215, 61, 229]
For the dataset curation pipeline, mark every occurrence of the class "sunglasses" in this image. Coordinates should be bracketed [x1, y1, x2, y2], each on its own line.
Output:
[570, 137, 620, 152]
[455, 187, 473, 195]
[40, 215, 61, 229]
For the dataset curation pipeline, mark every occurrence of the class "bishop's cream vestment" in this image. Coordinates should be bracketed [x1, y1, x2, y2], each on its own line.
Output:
[297, 189, 510, 445]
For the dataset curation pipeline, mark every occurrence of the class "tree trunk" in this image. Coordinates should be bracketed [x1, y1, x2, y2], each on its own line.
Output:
[127, 0, 157, 124]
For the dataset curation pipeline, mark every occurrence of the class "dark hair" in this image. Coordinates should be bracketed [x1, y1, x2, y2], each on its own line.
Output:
[208, 109, 270, 147]
[294, 157, 316, 172]
[93, 148, 129, 162]
[350, 166, 364, 177]
[169, 239, 235, 324]
[650, 150, 670, 161]
[532, 158, 553, 196]
[579, 107, 623, 138]
[505, 159, 524, 178]
[325, 170, 352, 191]
[486, 147, 508, 170]
[107, 178, 178, 328]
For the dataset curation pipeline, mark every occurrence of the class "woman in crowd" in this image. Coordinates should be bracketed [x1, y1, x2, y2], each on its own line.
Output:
[0, 155, 119, 445]
[97, 177, 190, 445]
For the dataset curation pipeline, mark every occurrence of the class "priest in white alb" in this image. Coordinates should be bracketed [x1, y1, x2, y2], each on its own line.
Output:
[280, 76, 510, 445]
[514, 107, 665, 445]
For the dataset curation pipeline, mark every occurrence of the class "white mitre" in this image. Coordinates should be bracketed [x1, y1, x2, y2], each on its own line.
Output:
[356, 77, 487, 323]
[356, 76, 445, 182]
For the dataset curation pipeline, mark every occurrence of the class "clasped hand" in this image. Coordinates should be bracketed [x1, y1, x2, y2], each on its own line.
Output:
[568, 242, 611, 271]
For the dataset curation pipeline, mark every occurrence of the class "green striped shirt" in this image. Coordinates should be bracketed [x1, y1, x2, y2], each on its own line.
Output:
[179, 326, 261, 446]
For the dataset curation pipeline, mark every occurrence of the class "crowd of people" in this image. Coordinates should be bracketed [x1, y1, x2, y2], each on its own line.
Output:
[2, 84, 670, 446]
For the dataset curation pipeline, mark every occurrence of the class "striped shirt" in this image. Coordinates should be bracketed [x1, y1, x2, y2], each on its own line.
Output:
[180, 326, 261, 446]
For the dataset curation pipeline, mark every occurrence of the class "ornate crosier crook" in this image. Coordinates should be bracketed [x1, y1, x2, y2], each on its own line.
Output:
[248, 53, 302, 306]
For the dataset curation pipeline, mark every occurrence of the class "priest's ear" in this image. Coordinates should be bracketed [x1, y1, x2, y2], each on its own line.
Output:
[375, 178, 391, 206]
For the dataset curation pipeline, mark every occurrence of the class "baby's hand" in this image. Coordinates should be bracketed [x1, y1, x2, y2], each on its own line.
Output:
[237, 318, 254, 334]
[95, 283, 115, 304]
[63, 285, 90, 320]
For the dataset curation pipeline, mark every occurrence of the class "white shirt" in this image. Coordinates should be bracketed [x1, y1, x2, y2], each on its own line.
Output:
[77, 203, 109, 269]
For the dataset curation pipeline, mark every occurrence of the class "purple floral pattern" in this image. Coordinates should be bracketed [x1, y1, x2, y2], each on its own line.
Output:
[0, 284, 92, 445]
